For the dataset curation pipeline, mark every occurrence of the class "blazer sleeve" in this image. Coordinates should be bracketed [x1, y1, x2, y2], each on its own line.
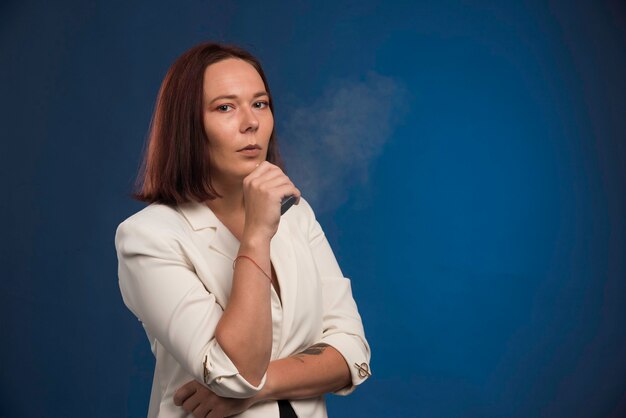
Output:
[299, 198, 372, 395]
[115, 219, 266, 399]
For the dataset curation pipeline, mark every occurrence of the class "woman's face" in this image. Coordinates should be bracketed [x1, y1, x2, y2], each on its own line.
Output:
[202, 58, 274, 186]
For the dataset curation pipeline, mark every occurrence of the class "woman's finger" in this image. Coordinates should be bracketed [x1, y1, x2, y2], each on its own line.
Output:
[181, 392, 203, 414]
[259, 176, 293, 193]
[173, 381, 198, 406]
[192, 403, 212, 418]
[205, 408, 223, 418]
[253, 170, 286, 189]
[244, 160, 276, 183]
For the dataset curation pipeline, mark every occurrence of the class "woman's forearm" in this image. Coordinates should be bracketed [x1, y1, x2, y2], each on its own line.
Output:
[173, 343, 352, 415]
[215, 235, 273, 386]
[254, 343, 352, 402]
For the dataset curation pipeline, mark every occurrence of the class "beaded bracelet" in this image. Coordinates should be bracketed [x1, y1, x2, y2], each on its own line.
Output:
[233, 255, 272, 283]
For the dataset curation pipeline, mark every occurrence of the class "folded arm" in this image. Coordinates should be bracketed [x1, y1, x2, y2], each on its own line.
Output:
[174, 342, 351, 416]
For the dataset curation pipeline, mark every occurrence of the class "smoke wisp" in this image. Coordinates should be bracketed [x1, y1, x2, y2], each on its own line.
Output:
[279, 71, 408, 214]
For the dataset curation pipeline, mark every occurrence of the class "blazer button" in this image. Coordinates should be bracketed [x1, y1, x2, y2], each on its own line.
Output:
[353, 362, 371, 378]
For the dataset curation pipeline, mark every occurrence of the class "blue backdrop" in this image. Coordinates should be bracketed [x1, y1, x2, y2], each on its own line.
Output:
[2, 1, 625, 417]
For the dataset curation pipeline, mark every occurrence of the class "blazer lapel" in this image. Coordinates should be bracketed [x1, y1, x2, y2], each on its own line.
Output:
[176, 199, 239, 260]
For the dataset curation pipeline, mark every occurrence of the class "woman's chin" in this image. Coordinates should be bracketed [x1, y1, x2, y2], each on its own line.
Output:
[242, 162, 260, 174]
[215, 160, 266, 184]
[234, 163, 260, 179]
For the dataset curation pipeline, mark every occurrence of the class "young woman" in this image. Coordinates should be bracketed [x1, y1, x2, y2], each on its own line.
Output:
[115, 42, 371, 418]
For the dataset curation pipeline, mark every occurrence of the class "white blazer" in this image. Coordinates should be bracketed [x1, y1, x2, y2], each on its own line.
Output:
[115, 197, 371, 418]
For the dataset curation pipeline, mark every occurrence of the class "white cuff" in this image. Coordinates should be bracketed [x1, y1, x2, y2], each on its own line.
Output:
[202, 339, 267, 399]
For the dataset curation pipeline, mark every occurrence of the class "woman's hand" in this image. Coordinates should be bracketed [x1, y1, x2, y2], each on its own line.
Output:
[242, 161, 301, 242]
[173, 380, 257, 418]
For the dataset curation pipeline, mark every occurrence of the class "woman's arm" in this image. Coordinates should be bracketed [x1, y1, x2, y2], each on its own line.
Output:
[213, 162, 302, 386]
[260, 343, 351, 400]
[214, 235, 273, 386]
[174, 344, 351, 417]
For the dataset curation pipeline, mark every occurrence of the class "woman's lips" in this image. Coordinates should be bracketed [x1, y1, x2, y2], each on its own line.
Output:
[238, 144, 261, 151]
[238, 148, 261, 156]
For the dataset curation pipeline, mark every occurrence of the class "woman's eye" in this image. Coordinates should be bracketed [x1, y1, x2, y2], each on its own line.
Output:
[254, 101, 269, 109]
[217, 104, 233, 112]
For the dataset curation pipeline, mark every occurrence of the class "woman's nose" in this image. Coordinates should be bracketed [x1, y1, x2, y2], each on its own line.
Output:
[240, 107, 259, 133]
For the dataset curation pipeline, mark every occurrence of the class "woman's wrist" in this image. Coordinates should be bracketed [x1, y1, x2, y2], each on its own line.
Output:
[240, 229, 272, 250]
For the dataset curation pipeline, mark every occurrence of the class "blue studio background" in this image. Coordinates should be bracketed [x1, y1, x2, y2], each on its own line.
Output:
[2, 1, 625, 417]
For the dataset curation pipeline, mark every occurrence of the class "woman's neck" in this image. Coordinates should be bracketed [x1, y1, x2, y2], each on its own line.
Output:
[206, 177, 246, 218]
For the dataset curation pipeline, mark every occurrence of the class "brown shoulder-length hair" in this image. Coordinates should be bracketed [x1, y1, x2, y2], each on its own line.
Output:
[132, 42, 285, 206]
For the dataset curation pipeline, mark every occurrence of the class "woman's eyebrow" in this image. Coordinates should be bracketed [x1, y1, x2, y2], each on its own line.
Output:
[208, 91, 268, 105]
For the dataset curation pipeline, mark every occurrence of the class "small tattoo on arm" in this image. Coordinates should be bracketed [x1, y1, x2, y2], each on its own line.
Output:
[291, 343, 330, 362]
[300, 343, 330, 356]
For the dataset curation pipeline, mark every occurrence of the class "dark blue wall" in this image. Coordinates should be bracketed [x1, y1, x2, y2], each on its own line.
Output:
[2, 1, 625, 417]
